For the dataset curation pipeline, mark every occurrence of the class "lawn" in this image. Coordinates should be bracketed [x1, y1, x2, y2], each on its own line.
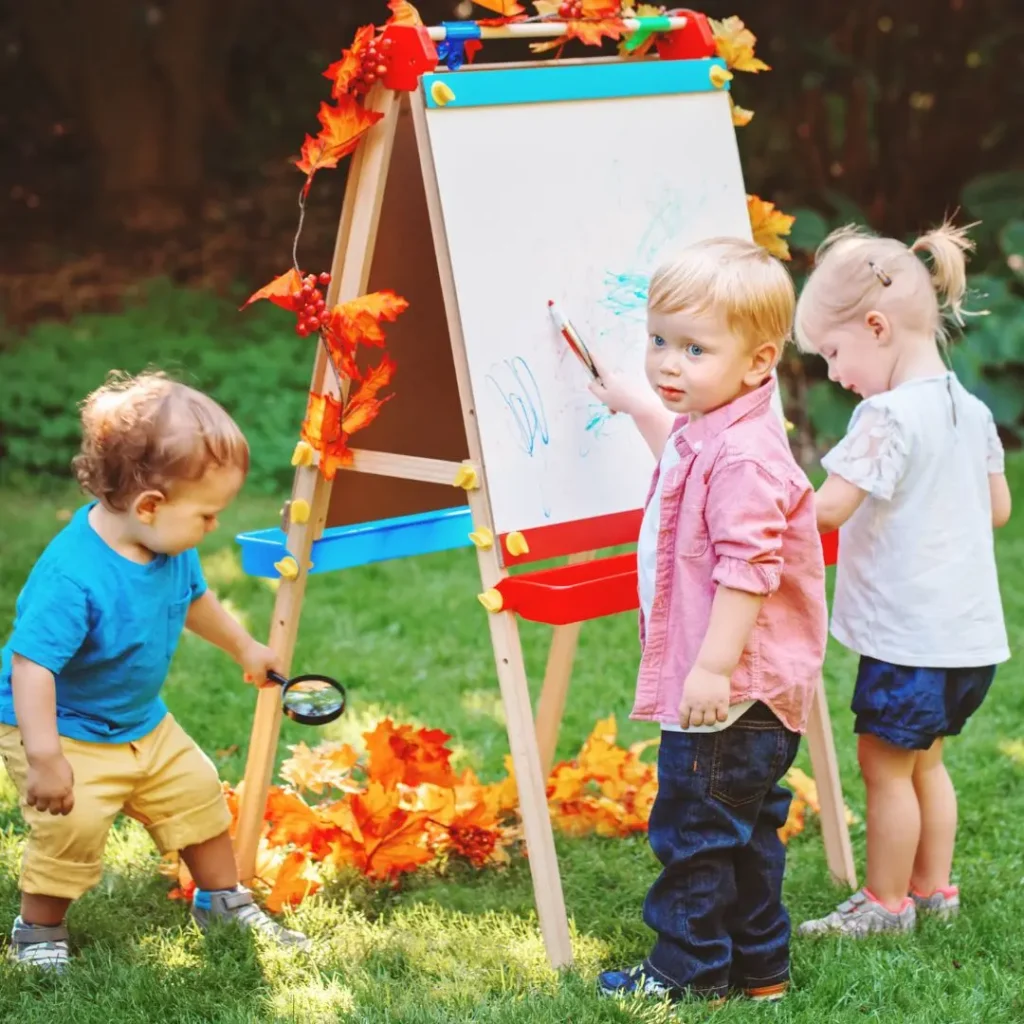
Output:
[1, 462, 1023, 1024]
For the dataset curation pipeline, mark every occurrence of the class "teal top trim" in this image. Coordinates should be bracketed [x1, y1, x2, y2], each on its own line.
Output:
[423, 58, 729, 109]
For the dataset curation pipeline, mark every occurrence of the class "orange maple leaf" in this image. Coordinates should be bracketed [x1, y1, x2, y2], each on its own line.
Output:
[709, 16, 770, 73]
[473, 0, 526, 15]
[446, 799, 509, 868]
[747, 194, 795, 261]
[342, 356, 396, 435]
[387, 0, 422, 25]
[280, 740, 360, 795]
[264, 785, 339, 858]
[364, 718, 457, 789]
[325, 291, 409, 349]
[531, 0, 623, 52]
[301, 391, 352, 480]
[730, 94, 755, 128]
[296, 98, 384, 181]
[778, 797, 807, 844]
[265, 850, 321, 913]
[240, 268, 303, 312]
[340, 781, 435, 880]
[547, 764, 589, 803]
[323, 25, 376, 98]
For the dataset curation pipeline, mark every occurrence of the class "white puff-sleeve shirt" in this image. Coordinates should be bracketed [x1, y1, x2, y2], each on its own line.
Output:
[821, 373, 1009, 669]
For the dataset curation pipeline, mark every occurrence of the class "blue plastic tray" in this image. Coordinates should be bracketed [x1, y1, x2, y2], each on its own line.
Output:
[236, 505, 474, 578]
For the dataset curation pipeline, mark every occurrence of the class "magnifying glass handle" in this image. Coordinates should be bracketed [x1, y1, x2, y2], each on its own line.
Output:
[266, 670, 289, 686]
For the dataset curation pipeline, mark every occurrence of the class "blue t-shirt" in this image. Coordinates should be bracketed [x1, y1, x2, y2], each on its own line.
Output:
[0, 502, 207, 743]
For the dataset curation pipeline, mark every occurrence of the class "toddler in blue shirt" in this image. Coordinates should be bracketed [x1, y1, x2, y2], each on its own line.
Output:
[0, 372, 307, 971]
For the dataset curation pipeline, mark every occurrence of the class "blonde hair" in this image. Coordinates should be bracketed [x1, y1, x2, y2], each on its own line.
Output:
[795, 219, 975, 352]
[72, 371, 249, 511]
[648, 237, 795, 351]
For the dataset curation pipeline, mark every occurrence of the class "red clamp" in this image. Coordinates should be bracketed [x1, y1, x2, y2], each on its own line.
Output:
[655, 9, 716, 61]
[380, 24, 438, 92]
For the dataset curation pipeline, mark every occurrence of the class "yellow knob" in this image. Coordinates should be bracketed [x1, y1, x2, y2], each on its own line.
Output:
[274, 556, 299, 580]
[453, 464, 480, 490]
[505, 532, 530, 557]
[477, 588, 503, 613]
[469, 527, 494, 550]
[291, 441, 315, 467]
[431, 80, 456, 106]
[709, 65, 734, 89]
[289, 498, 311, 525]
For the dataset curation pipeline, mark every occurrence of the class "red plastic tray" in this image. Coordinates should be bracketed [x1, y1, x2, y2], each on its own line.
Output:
[494, 531, 839, 627]
[495, 552, 639, 625]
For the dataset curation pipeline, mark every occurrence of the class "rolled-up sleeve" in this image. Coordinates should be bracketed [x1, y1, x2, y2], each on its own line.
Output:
[706, 458, 788, 596]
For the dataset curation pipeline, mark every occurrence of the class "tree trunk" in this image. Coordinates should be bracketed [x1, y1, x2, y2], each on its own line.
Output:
[16, 0, 245, 229]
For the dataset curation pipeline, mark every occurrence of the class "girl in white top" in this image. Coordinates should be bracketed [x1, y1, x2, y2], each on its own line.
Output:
[793, 222, 1011, 938]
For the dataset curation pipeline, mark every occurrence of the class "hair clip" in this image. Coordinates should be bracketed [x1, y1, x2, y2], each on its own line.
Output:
[868, 260, 892, 287]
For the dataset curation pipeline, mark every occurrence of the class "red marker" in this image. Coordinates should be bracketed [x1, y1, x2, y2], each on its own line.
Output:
[547, 299, 603, 385]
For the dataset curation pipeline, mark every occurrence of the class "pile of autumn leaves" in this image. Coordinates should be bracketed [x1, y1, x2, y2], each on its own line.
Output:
[165, 717, 829, 912]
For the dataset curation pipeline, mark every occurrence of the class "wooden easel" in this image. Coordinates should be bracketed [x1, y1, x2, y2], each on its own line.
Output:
[236, 50, 856, 973]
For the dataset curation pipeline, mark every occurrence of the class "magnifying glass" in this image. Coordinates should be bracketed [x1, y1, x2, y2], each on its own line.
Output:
[266, 670, 347, 726]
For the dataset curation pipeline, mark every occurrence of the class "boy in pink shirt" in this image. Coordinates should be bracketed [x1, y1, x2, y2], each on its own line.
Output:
[588, 238, 827, 1004]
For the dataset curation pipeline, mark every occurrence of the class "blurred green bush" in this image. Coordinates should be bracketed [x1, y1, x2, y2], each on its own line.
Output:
[0, 280, 310, 495]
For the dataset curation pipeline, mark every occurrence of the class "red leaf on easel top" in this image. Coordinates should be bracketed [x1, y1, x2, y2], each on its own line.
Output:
[386, 0, 423, 25]
[296, 98, 384, 185]
[530, 0, 625, 52]
[323, 24, 377, 98]
[472, 0, 527, 16]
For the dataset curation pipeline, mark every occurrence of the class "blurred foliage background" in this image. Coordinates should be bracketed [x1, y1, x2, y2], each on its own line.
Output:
[1, 0, 1022, 489]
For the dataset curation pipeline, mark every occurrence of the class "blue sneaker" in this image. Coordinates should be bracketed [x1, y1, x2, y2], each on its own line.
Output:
[598, 964, 681, 1001]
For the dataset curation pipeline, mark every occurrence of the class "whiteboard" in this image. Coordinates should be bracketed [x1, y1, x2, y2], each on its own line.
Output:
[424, 67, 752, 536]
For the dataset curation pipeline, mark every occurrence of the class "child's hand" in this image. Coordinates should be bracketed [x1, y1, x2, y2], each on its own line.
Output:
[679, 666, 731, 729]
[586, 353, 654, 417]
[26, 751, 75, 815]
[239, 639, 283, 688]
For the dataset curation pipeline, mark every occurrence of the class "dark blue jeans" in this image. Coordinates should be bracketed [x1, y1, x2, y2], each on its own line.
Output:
[642, 702, 801, 999]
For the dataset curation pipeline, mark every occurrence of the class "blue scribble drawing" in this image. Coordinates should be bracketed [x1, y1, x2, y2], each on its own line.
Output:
[486, 356, 550, 457]
[579, 401, 614, 457]
[601, 271, 649, 324]
[599, 187, 705, 327]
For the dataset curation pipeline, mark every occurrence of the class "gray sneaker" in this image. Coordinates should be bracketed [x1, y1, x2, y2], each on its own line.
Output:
[798, 889, 916, 938]
[191, 887, 309, 949]
[9, 917, 71, 972]
[912, 887, 960, 920]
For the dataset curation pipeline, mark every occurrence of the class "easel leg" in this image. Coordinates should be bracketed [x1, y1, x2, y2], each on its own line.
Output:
[488, 608, 575, 968]
[411, 88, 573, 970]
[805, 677, 858, 889]
[235, 85, 401, 882]
[534, 552, 595, 778]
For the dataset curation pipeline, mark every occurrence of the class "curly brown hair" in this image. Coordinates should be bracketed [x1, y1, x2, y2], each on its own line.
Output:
[72, 371, 249, 511]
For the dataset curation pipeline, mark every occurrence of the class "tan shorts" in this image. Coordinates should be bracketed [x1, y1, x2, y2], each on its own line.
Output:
[0, 713, 231, 900]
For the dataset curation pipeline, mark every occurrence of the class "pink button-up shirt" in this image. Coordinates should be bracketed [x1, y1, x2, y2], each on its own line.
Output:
[632, 379, 827, 734]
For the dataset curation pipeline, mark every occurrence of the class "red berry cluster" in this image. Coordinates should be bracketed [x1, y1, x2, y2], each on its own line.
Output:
[294, 272, 332, 337]
[558, 0, 584, 17]
[355, 34, 393, 92]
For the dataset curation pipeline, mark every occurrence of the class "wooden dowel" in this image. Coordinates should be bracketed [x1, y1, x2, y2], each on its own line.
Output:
[425, 16, 687, 42]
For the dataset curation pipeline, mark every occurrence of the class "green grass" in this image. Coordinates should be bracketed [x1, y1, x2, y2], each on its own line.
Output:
[1, 463, 1023, 1023]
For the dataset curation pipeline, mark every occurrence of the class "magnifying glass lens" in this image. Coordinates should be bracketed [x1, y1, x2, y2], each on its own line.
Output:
[281, 675, 346, 725]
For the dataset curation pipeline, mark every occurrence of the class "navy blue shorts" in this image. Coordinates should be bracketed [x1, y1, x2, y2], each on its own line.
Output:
[852, 656, 996, 751]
